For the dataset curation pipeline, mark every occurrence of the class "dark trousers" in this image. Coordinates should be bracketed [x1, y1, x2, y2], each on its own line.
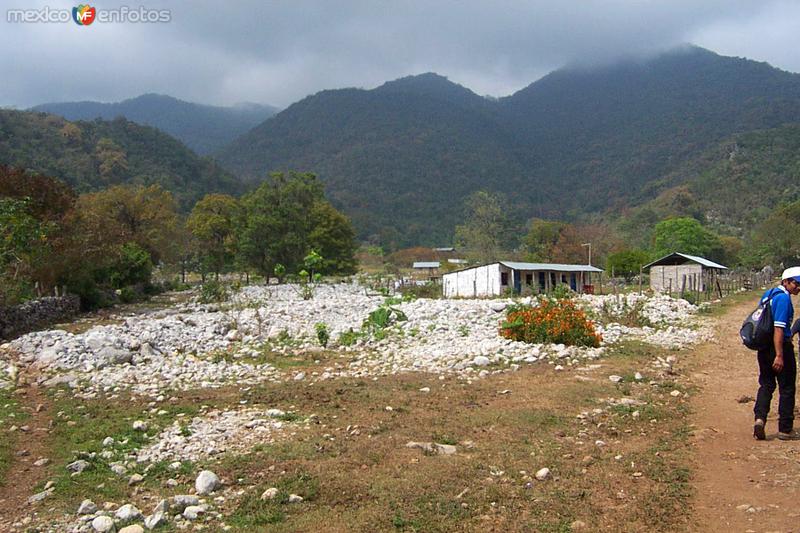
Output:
[754, 340, 796, 433]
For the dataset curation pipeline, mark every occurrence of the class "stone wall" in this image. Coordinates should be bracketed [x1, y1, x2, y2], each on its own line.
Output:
[0, 295, 80, 341]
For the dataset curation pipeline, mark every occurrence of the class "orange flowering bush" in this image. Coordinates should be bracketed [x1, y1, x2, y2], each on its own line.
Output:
[499, 298, 602, 348]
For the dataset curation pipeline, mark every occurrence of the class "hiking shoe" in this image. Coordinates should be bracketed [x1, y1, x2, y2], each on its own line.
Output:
[754, 419, 766, 440]
[778, 431, 799, 441]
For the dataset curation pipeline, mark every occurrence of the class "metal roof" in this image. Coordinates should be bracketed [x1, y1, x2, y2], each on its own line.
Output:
[413, 261, 440, 268]
[643, 252, 728, 270]
[499, 261, 604, 273]
[443, 261, 603, 276]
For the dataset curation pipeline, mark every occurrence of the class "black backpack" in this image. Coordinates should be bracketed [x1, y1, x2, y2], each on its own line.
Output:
[740, 288, 779, 350]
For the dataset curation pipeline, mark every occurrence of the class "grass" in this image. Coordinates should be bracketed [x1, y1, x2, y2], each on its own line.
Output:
[182, 337, 694, 532]
[39, 387, 203, 510]
[8, 311, 700, 531]
[0, 388, 26, 486]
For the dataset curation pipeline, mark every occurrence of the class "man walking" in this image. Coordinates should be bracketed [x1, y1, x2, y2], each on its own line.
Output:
[754, 267, 800, 440]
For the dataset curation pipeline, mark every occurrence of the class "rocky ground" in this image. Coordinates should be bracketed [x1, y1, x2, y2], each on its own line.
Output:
[0, 283, 713, 531]
[1, 284, 709, 396]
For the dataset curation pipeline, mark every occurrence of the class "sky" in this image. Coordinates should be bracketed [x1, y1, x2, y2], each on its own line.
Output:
[2, 0, 800, 109]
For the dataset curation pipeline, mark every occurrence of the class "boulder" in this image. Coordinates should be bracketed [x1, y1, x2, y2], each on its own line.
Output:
[195, 470, 220, 495]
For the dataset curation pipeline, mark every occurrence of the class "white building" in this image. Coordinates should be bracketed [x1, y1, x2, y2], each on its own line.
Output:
[442, 261, 603, 298]
[644, 252, 727, 293]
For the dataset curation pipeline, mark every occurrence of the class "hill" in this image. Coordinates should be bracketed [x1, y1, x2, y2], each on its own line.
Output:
[32, 94, 278, 155]
[633, 124, 800, 236]
[0, 109, 241, 209]
[219, 73, 528, 246]
[218, 47, 800, 247]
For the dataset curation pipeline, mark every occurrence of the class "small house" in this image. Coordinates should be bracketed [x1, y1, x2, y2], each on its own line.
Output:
[643, 252, 728, 293]
[412, 261, 440, 280]
[442, 261, 603, 298]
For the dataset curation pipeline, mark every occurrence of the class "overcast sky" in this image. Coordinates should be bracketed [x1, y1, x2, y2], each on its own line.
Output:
[3, 0, 800, 109]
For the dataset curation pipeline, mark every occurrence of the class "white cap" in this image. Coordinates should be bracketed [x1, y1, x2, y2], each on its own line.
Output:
[781, 266, 800, 282]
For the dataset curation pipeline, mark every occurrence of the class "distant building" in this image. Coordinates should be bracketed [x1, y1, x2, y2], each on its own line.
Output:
[442, 261, 603, 298]
[643, 252, 727, 293]
[412, 261, 440, 280]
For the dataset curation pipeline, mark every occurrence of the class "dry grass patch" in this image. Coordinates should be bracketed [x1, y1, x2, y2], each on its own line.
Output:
[210, 342, 692, 532]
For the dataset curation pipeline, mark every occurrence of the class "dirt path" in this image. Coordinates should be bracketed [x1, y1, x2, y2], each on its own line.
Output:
[691, 296, 800, 533]
[0, 369, 54, 529]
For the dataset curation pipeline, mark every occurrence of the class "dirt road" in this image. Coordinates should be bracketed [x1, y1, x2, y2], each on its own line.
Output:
[692, 296, 800, 533]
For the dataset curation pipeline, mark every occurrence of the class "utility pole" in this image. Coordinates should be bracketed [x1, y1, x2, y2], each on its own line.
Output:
[582, 243, 592, 266]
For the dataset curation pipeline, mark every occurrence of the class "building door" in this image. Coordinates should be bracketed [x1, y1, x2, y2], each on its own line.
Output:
[513, 270, 521, 294]
[570, 273, 577, 290]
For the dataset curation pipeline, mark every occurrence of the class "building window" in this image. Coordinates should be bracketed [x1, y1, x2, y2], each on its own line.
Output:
[526, 274, 533, 285]
[501, 272, 508, 286]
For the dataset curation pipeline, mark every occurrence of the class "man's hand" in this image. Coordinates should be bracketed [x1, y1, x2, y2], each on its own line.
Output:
[774, 325, 786, 372]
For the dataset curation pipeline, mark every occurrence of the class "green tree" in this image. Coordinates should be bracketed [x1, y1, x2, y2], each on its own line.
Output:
[606, 249, 651, 279]
[746, 200, 800, 267]
[454, 191, 509, 263]
[187, 194, 240, 278]
[652, 217, 724, 261]
[523, 218, 566, 261]
[308, 201, 357, 274]
[74, 184, 179, 265]
[238, 171, 356, 277]
[0, 198, 51, 305]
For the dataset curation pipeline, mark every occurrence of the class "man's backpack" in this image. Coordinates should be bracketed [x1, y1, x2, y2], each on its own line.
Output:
[740, 288, 779, 350]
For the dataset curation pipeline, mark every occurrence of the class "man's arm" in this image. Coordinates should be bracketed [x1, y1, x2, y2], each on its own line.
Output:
[773, 325, 785, 372]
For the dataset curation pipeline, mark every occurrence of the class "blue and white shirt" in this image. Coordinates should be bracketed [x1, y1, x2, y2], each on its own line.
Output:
[762, 285, 793, 340]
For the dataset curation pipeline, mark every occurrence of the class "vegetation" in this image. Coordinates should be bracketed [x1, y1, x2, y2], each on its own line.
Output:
[0, 166, 357, 311]
[33, 93, 277, 155]
[218, 47, 800, 250]
[0, 109, 241, 210]
[500, 298, 602, 348]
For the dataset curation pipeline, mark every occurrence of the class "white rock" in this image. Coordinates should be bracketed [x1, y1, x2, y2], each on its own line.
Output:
[535, 467, 551, 481]
[119, 526, 144, 533]
[103, 437, 115, 447]
[91, 515, 115, 532]
[195, 470, 220, 495]
[115, 503, 143, 521]
[144, 511, 165, 530]
[183, 505, 204, 520]
[288, 494, 304, 503]
[132, 420, 148, 431]
[260, 487, 279, 501]
[472, 356, 491, 367]
[77, 499, 97, 515]
[608, 375, 623, 383]
[171, 495, 199, 511]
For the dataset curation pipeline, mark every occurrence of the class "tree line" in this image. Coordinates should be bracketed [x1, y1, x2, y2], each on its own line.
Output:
[453, 190, 791, 278]
[0, 166, 356, 309]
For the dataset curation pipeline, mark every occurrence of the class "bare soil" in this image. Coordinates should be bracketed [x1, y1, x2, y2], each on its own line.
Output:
[691, 295, 800, 532]
[0, 369, 54, 529]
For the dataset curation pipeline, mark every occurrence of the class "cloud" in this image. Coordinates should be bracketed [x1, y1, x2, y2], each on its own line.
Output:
[0, 0, 795, 108]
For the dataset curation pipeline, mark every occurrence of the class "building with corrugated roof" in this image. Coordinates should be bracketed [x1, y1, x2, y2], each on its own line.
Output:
[643, 252, 728, 293]
[442, 261, 603, 298]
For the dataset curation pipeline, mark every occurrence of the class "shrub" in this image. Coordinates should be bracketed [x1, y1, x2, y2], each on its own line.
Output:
[597, 298, 652, 328]
[109, 242, 152, 289]
[500, 298, 602, 347]
[337, 328, 360, 346]
[398, 282, 440, 299]
[199, 280, 229, 303]
[315, 322, 330, 347]
[551, 283, 574, 300]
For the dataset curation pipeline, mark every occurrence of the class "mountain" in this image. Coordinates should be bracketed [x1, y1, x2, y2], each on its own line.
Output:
[0, 109, 241, 209]
[218, 73, 529, 246]
[32, 94, 278, 155]
[218, 47, 800, 248]
[635, 124, 800, 236]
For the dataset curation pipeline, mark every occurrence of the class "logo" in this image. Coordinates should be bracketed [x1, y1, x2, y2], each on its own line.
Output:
[72, 4, 96, 25]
